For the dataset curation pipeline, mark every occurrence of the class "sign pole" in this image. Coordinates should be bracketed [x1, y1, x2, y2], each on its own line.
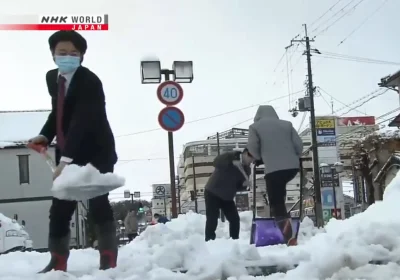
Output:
[157, 72, 185, 219]
[163, 72, 178, 218]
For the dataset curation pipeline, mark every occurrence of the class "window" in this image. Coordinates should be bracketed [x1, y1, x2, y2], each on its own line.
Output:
[18, 155, 30, 184]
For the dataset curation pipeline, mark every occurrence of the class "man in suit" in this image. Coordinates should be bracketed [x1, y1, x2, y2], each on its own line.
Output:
[29, 30, 118, 272]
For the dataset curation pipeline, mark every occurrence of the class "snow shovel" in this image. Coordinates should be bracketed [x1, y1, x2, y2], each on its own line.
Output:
[26, 142, 124, 201]
[249, 161, 301, 247]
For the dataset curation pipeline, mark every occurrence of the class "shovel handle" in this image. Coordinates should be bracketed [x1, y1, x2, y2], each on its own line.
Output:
[26, 142, 56, 171]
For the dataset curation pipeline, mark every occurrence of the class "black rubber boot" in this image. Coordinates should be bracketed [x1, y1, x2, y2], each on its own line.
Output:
[96, 221, 118, 270]
[38, 233, 70, 273]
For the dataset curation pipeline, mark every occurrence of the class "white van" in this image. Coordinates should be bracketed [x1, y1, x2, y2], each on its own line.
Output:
[0, 214, 26, 254]
[20, 228, 33, 251]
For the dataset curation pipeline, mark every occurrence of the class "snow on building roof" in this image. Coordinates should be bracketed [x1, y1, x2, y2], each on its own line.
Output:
[0, 110, 50, 148]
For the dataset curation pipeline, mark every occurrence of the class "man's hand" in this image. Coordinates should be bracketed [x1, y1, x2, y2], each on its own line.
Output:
[53, 161, 68, 181]
[29, 135, 48, 146]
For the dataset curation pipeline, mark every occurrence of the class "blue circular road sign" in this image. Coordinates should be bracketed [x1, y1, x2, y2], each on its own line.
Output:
[158, 106, 185, 132]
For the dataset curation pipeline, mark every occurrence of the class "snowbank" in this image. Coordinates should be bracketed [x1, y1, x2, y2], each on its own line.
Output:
[2, 171, 400, 279]
[0, 141, 19, 148]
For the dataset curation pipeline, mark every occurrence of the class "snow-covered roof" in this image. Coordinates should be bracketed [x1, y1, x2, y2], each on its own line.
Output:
[0, 110, 50, 149]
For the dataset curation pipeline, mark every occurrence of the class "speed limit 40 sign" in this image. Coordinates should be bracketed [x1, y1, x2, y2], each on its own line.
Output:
[157, 81, 184, 106]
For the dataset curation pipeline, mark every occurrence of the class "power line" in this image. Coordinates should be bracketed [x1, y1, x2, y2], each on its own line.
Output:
[338, 0, 390, 46]
[316, 51, 400, 66]
[313, 0, 365, 38]
[300, 88, 392, 138]
[317, 87, 368, 115]
[115, 93, 293, 138]
[338, 89, 389, 116]
[309, 0, 344, 28]
[330, 88, 386, 115]
[221, 89, 306, 130]
[310, 0, 358, 35]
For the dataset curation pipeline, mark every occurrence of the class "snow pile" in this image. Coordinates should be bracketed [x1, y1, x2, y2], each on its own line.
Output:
[0, 141, 21, 148]
[52, 164, 125, 200]
[0, 213, 23, 230]
[2, 172, 400, 279]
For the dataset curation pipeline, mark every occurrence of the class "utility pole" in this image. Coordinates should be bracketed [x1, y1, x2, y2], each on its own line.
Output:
[191, 155, 199, 213]
[216, 132, 225, 222]
[291, 24, 324, 227]
[176, 176, 181, 214]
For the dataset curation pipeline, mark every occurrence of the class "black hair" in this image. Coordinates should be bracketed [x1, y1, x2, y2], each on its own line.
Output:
[48, 30, 87, 54]
[242, 148, 249, 154]
[154, 213, 160, 218]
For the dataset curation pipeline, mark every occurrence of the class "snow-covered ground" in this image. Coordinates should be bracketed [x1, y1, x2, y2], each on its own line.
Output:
[2, 172, 400, 279]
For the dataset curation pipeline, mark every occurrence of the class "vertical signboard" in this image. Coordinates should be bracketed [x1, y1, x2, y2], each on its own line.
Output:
[314, 116, 344, 221]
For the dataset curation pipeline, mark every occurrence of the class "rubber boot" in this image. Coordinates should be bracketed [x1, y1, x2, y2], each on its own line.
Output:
[275, 217, 297, 246]
[38, 233, 70, 273]
[96, 221, 118, 270]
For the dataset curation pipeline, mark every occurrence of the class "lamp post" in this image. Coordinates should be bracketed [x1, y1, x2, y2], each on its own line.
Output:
[124, 190, 134, 207]
[140, 60, 193, 219]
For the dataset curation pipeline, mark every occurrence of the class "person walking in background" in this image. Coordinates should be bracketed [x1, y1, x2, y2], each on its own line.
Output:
[204, 148, 254, 241]
[153, 213, 169, 224]
[247, 105, 303, 246]
[124, 210, 139, 242]
[29, 30, 118, 273]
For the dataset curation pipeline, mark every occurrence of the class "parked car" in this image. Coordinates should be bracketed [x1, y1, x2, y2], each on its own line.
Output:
[0, 214, 25, 254]
[20, 228, 33, 251]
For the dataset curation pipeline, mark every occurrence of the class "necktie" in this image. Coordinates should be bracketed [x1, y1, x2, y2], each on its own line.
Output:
[57, 75, 66, 150]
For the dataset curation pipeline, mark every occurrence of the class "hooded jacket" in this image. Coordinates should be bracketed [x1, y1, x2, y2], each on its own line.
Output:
[247, 105, 303, 174]
[205, 151, 250, 201]
[124, 211, 138, 234]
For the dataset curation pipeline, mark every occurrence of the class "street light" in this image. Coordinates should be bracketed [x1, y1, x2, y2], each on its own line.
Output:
[124, 189, 134, 206]
[140, 59, 194, 219]
[320, 163, 331, 174]
[141, 61, 162, 84]
[334, 161, 344, 173]
[141, 60, 194, 84]
[172, 61, 194, 83]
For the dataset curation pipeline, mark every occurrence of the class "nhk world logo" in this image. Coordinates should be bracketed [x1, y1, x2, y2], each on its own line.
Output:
[0, 14, 109, 31]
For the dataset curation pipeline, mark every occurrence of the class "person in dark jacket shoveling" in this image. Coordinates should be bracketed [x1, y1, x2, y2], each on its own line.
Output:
[247, 105, 303, 246]
[204, 149, 254, 241]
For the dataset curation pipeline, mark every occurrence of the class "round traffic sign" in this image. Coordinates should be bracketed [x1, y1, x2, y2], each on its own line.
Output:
[157, 81, 184, 106]
[156, 185, 165, 195]
[158, 106, 185, 132]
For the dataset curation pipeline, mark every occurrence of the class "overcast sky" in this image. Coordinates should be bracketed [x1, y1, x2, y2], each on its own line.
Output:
[1, 0, 399, 201]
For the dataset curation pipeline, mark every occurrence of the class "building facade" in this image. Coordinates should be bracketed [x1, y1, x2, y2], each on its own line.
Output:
[0, 110, 86, 250]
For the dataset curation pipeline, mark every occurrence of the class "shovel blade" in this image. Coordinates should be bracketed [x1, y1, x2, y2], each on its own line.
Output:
[52, 184, 122, 201]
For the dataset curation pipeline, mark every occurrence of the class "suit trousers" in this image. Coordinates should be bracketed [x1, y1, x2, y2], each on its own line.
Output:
[264, 168, 299, 219]
[49, 164, 115, 238]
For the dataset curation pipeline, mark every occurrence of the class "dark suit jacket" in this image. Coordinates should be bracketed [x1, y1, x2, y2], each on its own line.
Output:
[40, 66, 117, 171]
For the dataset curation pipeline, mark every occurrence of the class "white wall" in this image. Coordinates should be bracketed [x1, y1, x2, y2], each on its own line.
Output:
[0, 146, 86, 250]
[0, 147, 55, 199]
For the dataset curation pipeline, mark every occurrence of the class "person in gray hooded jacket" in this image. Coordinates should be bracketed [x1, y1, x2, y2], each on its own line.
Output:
[247, 105, 303, 245]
